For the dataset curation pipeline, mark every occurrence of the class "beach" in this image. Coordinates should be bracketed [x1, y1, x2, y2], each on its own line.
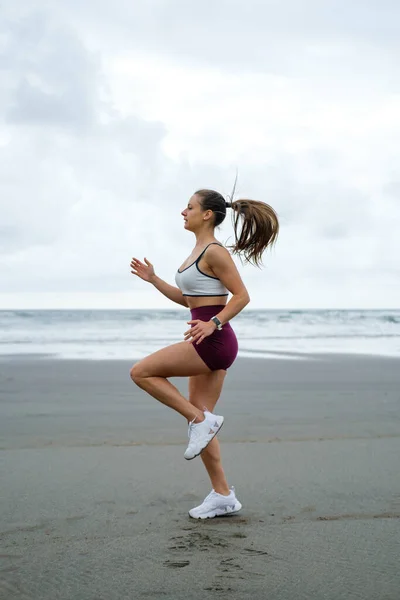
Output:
[1, 353, 400, 600]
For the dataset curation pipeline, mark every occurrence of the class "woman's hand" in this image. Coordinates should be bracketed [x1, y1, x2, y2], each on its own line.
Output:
[130, 257, 155, 283]
[184, 319, 217, 345]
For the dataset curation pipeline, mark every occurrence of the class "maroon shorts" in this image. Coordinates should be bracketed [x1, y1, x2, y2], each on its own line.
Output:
[190, 305, 239, 371]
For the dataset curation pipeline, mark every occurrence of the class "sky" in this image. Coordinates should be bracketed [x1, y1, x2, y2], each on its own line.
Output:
[1, 0, 399, 309]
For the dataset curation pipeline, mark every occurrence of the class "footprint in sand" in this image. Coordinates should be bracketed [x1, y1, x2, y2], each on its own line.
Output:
[242, 547, 269, 556]
[163, 560, 190, 568]
[204, 585, 234, 592]
[219, 557, 244, 573]
[168, 531, 229, 552]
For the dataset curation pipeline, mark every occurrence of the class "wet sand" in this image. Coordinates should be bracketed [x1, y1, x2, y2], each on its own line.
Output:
[1, 354, 400, 599]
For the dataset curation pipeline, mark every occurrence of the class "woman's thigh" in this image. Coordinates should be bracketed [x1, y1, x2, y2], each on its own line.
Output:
[188, 370, 227, 412]
[131, 341, 213, 379]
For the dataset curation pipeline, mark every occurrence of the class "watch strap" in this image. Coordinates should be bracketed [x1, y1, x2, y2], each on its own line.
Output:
[211, 316, 223, 330]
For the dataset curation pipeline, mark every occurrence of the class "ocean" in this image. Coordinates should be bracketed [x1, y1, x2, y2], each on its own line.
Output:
[1, 309, 399, 361]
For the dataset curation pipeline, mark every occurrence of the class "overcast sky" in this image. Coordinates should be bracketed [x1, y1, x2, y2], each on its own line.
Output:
[1, 0, 399, 309]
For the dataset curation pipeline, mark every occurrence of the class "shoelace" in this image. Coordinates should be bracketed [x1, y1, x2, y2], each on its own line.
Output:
[203, 490, 218, 503]
[187, 417, 199, 440]
[187, 415, 208, 441]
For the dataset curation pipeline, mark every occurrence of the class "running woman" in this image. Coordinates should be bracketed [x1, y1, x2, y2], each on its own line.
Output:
[130, 189, 279, 519]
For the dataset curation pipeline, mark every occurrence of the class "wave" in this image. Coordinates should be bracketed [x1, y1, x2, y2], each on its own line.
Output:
[2, 309, 400, 333]
[0, 309, 185, 324]
[0, 310, 35, 319]
[241, 333, 400, 340]
[381, 315, 400, 324]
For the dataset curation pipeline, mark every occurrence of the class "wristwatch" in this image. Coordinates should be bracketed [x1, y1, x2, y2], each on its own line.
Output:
[210, 316, 223, 330]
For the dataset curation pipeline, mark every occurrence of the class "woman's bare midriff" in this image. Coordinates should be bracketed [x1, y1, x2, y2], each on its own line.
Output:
[185, 296, 228, 309]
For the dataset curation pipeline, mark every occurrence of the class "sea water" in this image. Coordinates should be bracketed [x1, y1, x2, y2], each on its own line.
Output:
[1, 309, 399, 360]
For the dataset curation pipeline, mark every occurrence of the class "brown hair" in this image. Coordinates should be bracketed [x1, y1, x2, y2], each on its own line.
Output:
[195, 189, 279, 267]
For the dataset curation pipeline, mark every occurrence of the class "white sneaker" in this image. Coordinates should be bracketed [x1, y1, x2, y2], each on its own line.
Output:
[189, 487, 242, 519]
[184, 410, 224, 460]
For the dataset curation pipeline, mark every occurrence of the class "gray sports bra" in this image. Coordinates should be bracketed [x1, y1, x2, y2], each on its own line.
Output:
[175, 243, 229, 297]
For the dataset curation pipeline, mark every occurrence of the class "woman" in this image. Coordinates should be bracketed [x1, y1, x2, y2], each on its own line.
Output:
[130, 189, 279, 519]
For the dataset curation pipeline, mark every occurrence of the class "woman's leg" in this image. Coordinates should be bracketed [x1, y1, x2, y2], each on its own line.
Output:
[130, 341, 214, 423]
[188, 371, 230, 496]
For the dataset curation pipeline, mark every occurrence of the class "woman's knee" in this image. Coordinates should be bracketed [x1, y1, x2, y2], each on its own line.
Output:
[130, 362, 147, 382]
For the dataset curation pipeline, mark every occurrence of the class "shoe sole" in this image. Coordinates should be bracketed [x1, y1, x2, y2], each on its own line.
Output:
[189, 501, 242, 520]
[184, 420, 224, 461]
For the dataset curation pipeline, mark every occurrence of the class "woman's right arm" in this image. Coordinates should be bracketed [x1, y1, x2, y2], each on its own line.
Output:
[130, 257, 188, 308]
[150, 275, 188, 307]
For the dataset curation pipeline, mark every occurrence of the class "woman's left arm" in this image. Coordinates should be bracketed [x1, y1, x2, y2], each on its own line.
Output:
[206, 244, 250, 326]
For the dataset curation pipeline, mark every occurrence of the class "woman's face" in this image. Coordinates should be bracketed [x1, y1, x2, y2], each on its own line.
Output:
[181, 194, 207, 231]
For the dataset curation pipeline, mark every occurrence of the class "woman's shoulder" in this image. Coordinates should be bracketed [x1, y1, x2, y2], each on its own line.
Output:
[209, 240, 227, 249]
[205, 242, 232, 262]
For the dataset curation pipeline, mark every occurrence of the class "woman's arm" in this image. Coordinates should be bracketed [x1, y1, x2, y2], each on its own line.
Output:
[150, 275, 188, 307]
[130, 257, 188, 308]
[205, 245, 250, 325]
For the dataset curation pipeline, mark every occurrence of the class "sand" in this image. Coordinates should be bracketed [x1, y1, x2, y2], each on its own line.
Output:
[1, 353, 400, 600]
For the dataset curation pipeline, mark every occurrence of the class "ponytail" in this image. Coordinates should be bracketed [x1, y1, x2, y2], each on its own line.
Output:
[195, 188, 279, 267]
[228, 199, 279, 267]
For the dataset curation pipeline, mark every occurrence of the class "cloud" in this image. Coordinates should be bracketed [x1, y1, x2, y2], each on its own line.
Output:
[1, 1, 400, 309]
[0, 10, 170, 276]
[45, 0, 400, 81]
[2, 13, 98, 130]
